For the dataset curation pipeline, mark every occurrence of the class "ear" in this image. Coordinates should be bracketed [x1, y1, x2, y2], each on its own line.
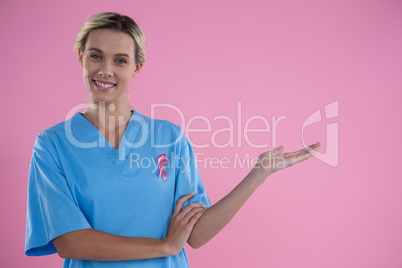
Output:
[78, 49, 83, 68]
[132, 63, 144, 77]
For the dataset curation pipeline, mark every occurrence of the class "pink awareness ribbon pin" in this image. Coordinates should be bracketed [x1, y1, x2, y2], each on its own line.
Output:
[158, 153, 168, 180]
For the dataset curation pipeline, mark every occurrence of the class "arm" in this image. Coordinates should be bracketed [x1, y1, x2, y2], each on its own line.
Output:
[53, 229, 170, 261]
[53, 193, 205, 261]
[187, 142, 321, 248]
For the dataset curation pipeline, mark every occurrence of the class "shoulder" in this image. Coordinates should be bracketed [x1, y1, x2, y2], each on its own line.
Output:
[37, 116, 69, 139]
[30, 118, 72, 171]
[33, 116, 73, 153]
[134, 110, 188, 149]
[134, 110, 184, 137]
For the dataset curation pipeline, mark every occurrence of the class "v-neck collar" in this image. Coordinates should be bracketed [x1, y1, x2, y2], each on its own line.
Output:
[71, 109, 144, 170]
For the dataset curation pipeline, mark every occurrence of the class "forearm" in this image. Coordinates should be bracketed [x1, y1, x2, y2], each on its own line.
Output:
[188, 167, 267, 248]
[53, 228, 172, 261]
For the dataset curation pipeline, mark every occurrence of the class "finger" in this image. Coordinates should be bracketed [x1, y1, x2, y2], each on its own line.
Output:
[304, 142, 321, 156]
[182, 207, 205, 224]
[187, 208, 206, 227]
[174, 193, 194, 215]
[290, 144, 320, 165]
[286, 142, 321, 158]
[282, 143, 320, 167]
[272, 146, 286, 155]
[178, 203, 205, 219]
[295, 151, 314, 163]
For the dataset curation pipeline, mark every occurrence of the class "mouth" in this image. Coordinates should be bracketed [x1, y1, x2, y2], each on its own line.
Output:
[93, 79, 117, 91]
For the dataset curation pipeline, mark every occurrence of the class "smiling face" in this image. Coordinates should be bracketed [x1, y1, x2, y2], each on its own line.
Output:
[78, 29, 143, 106]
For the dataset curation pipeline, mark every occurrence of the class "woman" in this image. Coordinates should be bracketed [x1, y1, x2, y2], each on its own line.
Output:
[25, 12, 321, 267]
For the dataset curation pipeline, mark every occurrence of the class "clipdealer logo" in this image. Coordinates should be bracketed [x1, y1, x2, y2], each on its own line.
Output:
[302, 100, 339, 167]
[63, 101, 339, 168]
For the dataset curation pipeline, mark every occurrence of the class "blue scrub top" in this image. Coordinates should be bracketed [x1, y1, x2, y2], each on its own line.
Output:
[25, 110, 211, 267]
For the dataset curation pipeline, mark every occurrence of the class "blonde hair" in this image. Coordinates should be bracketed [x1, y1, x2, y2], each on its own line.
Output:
[74, 12, 146, 64]
[75, 12, 145, 111]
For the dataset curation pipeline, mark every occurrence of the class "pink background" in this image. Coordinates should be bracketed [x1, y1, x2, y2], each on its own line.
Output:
[1, 0, 401, 267]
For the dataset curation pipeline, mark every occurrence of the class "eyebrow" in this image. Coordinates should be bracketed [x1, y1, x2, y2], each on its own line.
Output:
[87, 47, 130, 58]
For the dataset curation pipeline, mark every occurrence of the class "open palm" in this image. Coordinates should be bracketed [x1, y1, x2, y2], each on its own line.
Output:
[255, 142, 322, 177]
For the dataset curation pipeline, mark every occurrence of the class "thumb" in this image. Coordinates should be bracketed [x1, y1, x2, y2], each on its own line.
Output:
[273, 146, 286, 155]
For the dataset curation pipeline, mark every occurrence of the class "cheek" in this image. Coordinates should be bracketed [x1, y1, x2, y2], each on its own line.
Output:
[82, 59, 99, 75]
[83, 64, 96, 77]
[81, 65, 96, 88]
[82, 68, 89, 77]
[117, 71, 134, 84]
[82, 69, 91, 89]
[82, 69, 92, 85]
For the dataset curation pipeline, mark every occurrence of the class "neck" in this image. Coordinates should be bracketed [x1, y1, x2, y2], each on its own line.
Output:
[83, 101, 133, 132]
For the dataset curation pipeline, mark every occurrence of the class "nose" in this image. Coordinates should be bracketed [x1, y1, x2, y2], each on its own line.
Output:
[98, 60, 113, 77]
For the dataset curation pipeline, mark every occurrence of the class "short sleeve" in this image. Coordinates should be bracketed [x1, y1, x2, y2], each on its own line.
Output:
[25, 134, 91, 256]
[174, 133, 211, 210]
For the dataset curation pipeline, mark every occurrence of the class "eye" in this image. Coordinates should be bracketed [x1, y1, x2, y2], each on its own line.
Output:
[90, 54, 101, 60]
[116, 58, 127, 64]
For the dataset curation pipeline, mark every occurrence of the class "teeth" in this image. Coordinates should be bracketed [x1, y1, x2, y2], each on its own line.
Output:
[95, 80, 115, 88]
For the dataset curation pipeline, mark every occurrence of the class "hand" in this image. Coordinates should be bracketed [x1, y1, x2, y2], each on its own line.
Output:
[254, 142, 322, 179]
[162, 193, 206, 255]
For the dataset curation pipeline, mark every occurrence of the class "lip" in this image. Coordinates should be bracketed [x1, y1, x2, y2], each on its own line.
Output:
[93, 79, 116, 92]
[94, 79, 116, 85]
